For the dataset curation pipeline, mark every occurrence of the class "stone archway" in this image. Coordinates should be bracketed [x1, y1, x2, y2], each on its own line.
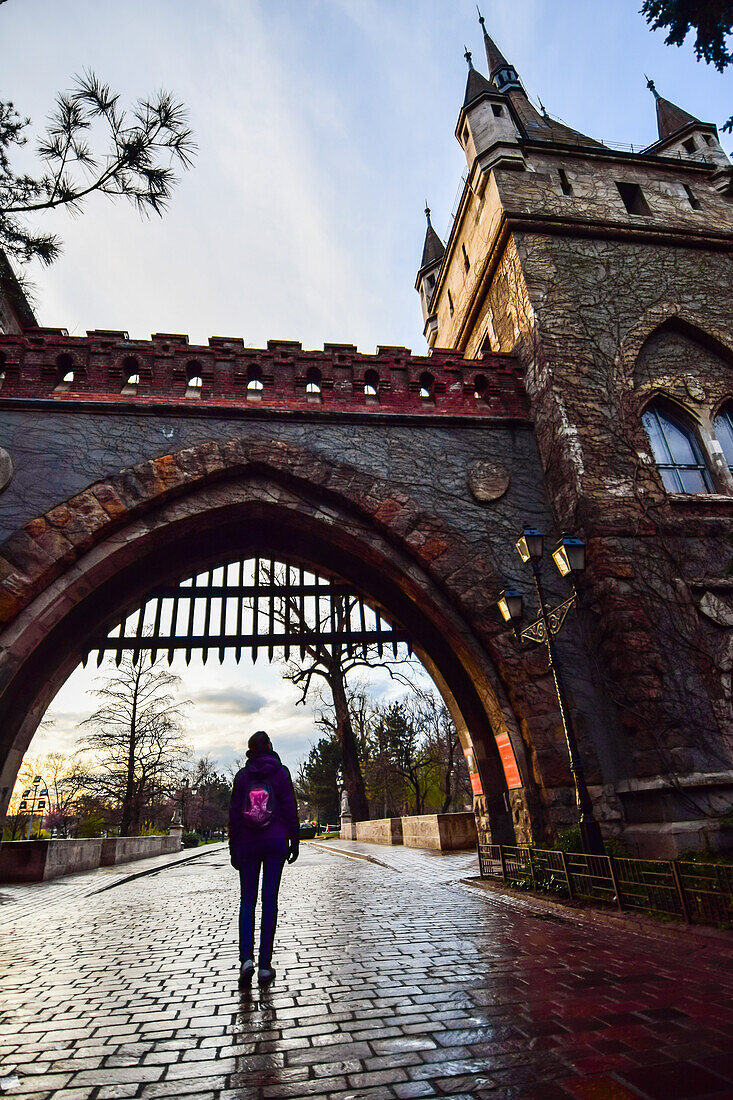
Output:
[0, 437, 562, 844]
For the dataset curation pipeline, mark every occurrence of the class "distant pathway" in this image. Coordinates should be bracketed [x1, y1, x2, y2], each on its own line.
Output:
[1, 841, 733, 1099]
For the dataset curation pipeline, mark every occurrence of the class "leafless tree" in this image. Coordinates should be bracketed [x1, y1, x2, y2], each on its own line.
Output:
[77, 650, 191, 835]
[262, 562, 414, 822]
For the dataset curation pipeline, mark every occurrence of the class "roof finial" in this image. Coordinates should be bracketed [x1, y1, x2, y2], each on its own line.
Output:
[538, 97, 549, 119]
[464, 46, 473, 69]
[477, 5, 486, 29]
[424, 202, 432, 226]
[645, 74, 660, 98]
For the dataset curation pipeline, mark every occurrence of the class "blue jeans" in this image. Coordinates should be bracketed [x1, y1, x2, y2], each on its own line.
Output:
[238, 838, 287, 967]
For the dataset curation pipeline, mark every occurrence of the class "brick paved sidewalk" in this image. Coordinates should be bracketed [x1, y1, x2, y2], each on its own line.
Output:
[0, 843, 228, 927]
[1, 841, 732, 1100]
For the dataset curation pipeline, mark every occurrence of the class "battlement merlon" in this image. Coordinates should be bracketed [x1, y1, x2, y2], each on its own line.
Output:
[0, 331, 530, 421]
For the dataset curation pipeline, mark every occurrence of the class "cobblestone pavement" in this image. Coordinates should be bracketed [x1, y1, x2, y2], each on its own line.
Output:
[1, 841, 733, 1100]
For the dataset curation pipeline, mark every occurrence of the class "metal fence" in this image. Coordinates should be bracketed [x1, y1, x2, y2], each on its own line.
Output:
[478, 843, 733, 927]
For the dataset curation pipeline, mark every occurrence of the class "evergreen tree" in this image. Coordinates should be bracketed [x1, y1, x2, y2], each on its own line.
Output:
[0, 71, 194, 266]
[296, 736, 341, 824]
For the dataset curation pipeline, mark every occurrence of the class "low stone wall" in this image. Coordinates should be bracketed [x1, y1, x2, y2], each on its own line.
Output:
[401, 812, 477, 851]
[0, 834, 180, 882]
[100, 835, 179, 866]
[355, 818, 404, 845]
[0, 839, 103, 882]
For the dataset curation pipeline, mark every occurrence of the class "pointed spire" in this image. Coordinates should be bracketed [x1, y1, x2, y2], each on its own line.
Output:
[418, 204, 445, 274]
[477, 8, 522, 91]
[646, 79, 703, 139]
[462, 44, 494, 108]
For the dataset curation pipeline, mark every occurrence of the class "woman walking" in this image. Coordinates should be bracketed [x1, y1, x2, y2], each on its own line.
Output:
[229, 731, 299, 985]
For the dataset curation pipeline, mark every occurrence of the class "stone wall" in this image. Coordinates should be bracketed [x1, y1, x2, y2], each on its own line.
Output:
[0, 839, 103, 882]
[401, 812, 477, 850]
[355, 818, 404, 845]
[0, 332, 526, 418]
[0, 834, 180, 882]
[100, 835, 180, 867]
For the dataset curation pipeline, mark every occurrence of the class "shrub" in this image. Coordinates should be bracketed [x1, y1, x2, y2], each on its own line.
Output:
[182, 831, 201, 848]
[77, 813, 106, 838]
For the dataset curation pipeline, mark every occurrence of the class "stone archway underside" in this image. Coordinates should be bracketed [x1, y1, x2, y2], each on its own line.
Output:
[0, 438, 564, 843]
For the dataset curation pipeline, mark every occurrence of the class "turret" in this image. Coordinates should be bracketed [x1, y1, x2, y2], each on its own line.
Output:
[644, 78, 732, 192]
[455, 47, 525, 176]
[415, 205, 445, 334]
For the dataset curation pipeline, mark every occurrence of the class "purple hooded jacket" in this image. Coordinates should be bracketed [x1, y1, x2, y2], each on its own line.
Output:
[228, 752, 299, 866]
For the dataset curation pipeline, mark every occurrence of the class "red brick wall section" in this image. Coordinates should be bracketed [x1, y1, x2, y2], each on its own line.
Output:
[0, 332, 529, 419]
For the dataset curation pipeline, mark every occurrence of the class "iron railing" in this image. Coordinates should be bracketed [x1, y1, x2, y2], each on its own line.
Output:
[478, 843, 733, 927]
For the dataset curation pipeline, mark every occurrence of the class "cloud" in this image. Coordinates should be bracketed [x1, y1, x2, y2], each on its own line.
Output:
[191, 687, 268, 715]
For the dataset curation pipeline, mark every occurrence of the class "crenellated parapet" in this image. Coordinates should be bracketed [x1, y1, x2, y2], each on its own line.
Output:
[0, 330, 529, 420]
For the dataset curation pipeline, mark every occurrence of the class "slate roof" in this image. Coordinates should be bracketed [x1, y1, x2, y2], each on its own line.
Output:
[507, 91, 606, 149]
[655, 95, 701, 139]
[463, 65, 495, 108]
[419, 223, 445, 273]
[482, 28, 511, 80]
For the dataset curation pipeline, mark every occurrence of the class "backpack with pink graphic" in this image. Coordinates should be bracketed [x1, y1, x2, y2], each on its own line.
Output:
[241, 773, 276, 829]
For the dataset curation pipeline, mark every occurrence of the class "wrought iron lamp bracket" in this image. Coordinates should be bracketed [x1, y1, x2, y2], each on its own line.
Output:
[519, 592, 576, 646]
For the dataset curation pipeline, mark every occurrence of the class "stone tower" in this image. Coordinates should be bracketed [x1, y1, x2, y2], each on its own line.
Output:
[418, 18, 733, 855]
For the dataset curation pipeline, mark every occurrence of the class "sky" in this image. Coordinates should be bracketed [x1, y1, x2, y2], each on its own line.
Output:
[3, 0, 731, 778]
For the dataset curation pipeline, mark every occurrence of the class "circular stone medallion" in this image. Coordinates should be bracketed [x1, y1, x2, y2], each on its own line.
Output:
[0, 447, 13, 493]
[468, 460, 510, 503]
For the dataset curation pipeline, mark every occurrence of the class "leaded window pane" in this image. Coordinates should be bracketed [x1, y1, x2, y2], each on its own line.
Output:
[659, 467, 682, 493]
[642, 410, 668, 464]
[678, 468, 711, 494]
[713, 407, 733, 472]
[642, 405, 712, 494]
[662, 418, 698, 465]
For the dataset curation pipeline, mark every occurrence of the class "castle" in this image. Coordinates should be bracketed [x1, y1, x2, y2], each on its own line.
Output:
[414, 17, 733, 853]
[0, 19, 731, 857]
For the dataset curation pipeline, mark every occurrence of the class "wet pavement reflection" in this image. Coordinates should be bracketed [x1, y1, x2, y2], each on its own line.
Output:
[1, 841, 732, 1098]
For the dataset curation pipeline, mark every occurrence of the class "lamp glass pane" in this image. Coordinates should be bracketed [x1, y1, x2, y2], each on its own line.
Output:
[552, 545, 571, 576]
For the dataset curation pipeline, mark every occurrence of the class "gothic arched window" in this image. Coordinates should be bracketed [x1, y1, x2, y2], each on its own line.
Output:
[642, 403, 713, 493]
[713, 404, 733, 474]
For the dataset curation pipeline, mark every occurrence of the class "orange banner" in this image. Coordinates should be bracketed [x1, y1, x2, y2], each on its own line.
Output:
[496, 732, 522, 789]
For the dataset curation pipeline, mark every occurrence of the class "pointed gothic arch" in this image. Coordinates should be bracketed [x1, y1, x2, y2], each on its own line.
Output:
[618, 305, 733, 388]
[0, 438, 558, 845]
